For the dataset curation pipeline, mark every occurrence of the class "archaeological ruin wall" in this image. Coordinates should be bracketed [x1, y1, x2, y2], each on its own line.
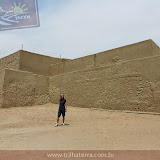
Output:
[50, 39, 160, 76]
[0, 39, 160, 113]
[1, 69, 49, 108]
[49, 48, 160, 113]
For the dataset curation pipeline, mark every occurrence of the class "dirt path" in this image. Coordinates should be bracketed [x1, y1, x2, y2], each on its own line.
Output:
[0, 103, 160, 150]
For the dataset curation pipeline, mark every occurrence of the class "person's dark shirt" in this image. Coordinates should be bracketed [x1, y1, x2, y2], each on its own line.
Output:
[59, 98, 66, 109]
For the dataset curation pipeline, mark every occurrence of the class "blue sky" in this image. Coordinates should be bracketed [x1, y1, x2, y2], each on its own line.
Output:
[0, 0, 160, 59]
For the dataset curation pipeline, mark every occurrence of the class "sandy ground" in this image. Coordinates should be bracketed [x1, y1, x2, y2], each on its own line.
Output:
[0, 103, 160, 150]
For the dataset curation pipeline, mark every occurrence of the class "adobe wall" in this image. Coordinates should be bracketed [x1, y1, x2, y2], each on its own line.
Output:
[49, 56, 160, 113]
[0, 50, 69, 76]
[19, 50, 68, 76]
[50, 39, 160, 76]
[1, 69, 49, 108]
[122, 55, 160, 81]
[95, 39, 160, 66]
[0, 39, 160, 111]
[50, 55, 95, 76]
[0, 70, 5, 107]
[0, 51, 20, 71]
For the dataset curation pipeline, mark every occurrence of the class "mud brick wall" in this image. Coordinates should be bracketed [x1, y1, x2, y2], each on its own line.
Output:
[1, 69, 49, 108]
[122, 55, 160, 81]
[0, 51, 20, 71]
[0, 70, 5, 106]
[19, 50, 68, 76]
[0, 39, 160, 112]
[50, 55, 95, 76]
[0, 50, 68, 76]
[49, 57, 160, 113]
[50, 39, 160, 76]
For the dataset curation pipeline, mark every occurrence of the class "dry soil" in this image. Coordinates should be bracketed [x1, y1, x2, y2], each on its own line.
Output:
[0, 103, 160, 150]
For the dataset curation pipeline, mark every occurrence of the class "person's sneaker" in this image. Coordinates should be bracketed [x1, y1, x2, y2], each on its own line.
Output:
[63, 123, 65, 126]
[55, 123, 58, 127]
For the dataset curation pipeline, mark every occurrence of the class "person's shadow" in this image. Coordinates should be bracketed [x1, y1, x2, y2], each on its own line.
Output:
[58, 124, 69, 127]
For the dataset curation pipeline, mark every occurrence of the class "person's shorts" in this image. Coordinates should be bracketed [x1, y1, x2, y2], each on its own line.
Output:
[58, 107, 65, 117]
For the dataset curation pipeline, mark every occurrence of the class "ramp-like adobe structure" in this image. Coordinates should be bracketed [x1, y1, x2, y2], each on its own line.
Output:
[0, 39, 160, 113]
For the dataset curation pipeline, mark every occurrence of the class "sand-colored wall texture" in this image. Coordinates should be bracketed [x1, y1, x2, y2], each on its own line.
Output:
[0, 51, 20, 71]
[122, 55, 160, 81]
[49, 56, 160, 113]
[0, 50, 68, 76]
[19, 50, 68, 76]
[0, 39, 160, 113]
[0, 70, 5, 106]
[50, 39, 160, 76]
[0, 69, 49, 108]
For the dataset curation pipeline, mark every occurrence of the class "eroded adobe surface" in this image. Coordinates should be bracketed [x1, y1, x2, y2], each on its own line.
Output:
[0, 39, 160, 113]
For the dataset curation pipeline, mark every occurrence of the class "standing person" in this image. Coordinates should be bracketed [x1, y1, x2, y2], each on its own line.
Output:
[55, 94, 67, 127]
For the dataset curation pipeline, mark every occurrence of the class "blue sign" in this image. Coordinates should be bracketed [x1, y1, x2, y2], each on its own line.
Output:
[0, 0, 40, 31]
